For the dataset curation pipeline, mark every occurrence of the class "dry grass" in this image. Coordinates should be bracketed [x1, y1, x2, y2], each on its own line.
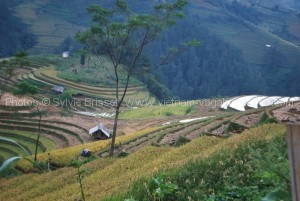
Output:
[1, 124, 285, 201]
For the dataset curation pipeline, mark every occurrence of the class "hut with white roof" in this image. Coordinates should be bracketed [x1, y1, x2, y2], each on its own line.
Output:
[89, 123, 110, 140]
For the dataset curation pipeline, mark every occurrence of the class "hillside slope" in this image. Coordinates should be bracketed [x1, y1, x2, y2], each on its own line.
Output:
[8, 0, 300, 99]
[0, 124, 286, 201]
[159, 0, 300, 98]
[0, 0, 36, 57]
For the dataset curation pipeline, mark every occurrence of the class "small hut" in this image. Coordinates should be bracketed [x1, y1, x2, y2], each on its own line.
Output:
[89, 123, 110, 140]
[51, 86, 64, 93]
[62, 51, 70, 58]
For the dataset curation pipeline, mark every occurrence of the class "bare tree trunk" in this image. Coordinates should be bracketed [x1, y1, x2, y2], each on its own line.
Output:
[109, 104, 120, 157]
[0, 78, 10, 100]
[34, 113, 42, 161]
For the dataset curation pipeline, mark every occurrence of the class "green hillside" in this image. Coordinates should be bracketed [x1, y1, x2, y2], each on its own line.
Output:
[3, 0, 298, 99]
[14, 0, 85, 53]
[157, 0, 300, 98]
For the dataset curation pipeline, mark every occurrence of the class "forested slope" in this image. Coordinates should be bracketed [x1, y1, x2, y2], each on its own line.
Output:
[0, 0, 36, 57]
[4, 0, 300, 99]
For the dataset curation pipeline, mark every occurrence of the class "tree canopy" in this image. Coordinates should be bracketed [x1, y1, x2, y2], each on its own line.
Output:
[77, 0, 193, 156]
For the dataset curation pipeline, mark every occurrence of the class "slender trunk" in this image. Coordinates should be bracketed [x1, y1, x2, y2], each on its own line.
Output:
[0, 78, 9, 100]
[78, 167, 86, 201]
[34, 114, 42, 161]
[109, 104, 120, 157]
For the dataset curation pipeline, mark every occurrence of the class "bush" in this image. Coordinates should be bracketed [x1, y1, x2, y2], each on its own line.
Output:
[258, 113, 277, 125]
[225, 122, 246, 134]
[13, 81, 38, 96]
[173, 136, 191, 147]
[118, 151, 129, 158]
[185, 106, 193, 114]
[164, 111, 173, 116]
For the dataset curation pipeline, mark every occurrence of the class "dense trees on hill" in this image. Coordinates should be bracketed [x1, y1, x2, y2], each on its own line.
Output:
[207, 0, 262, 24]
[0, 0, 36, 57]
[148, 17, 258, 99]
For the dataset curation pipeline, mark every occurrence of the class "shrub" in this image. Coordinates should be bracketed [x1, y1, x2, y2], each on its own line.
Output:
[185, 106, 193, 114]
[118, 151, 129, 158]
[164, 111, 173, 116]
[258, 113, 277, 125]
[13, 81, 38, 96]
[225, 122, 247, 134]
[152, 173, 178, 200]
[173, 136, 191, 147]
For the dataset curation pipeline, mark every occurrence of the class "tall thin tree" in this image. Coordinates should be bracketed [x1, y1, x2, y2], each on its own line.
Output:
[77, 0, 198, 156]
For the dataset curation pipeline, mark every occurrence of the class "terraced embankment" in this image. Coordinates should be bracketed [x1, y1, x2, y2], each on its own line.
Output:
[99, 108, 271, 156]
[0, 123, 286, 201]
[0, 129, 57, 164]
[0, 110, 91, 164]
[16, 66, 154, 102]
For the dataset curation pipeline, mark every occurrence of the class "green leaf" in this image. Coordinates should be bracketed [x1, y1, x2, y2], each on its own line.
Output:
[68, 160, 82, 168]
[0, 157, 21, 172]
[79, 169, 88, 175]
[0, 137, 30, 155]
[124, 198, 136, 201]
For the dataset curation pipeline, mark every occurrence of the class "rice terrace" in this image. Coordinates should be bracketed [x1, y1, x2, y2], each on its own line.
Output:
[1, 0, 300, 200]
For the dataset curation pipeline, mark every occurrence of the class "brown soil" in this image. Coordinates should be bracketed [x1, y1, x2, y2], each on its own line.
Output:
[0, 93, 32, 107]
[272, 102, 300, 123]
[234, 112, 263, 128]
[158, 122, 205, 146]
[211, 124, 228, 136]
[186, 118, 226, 139]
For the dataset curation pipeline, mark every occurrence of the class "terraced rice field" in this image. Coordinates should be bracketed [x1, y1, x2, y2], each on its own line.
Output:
[0, 123, 285, 201]
[17, 66, 154, 103]
[99, 109, 269, 156]
[0, 109, 92, 165]
[0, 129, 57, 164]
[14, 0, 84, 53]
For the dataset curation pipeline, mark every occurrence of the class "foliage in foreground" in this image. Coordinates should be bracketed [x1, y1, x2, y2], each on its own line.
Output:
[106, 125, 290, 201]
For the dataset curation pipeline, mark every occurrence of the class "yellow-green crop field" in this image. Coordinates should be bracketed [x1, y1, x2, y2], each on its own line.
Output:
[16, 127, 159, 171]
[0, 124, 285, 201]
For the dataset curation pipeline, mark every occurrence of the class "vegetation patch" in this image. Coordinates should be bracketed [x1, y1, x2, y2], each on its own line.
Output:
[225, 121, 247, 134]
[56, 55, 143, 87]
[106, 124, 288, 201]
[173, 136, 191, 147]
[258, 112, 278, 125]
[119, 104, 193, 119]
